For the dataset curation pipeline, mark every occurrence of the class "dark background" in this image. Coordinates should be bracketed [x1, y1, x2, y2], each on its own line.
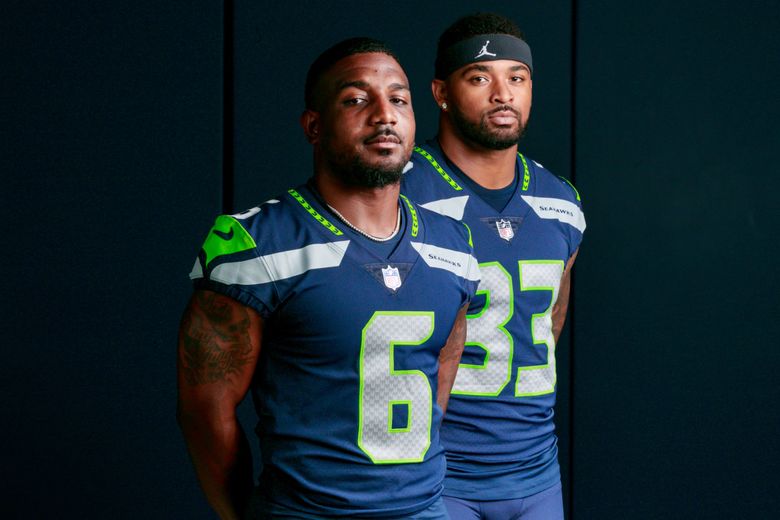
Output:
[4, 1, 778, 518]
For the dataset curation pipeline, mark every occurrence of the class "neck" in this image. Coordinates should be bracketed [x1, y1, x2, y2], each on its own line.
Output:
[313, 172, 400, 237]
[438, 119, 518, 189]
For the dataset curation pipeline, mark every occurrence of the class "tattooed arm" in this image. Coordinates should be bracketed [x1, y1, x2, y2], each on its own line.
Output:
[176, 289, 262, 520]
[552, 248, 579, 344]
[437, 303, 468, 415]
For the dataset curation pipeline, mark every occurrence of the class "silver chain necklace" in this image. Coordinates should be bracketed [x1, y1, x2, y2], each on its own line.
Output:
[327, 203, 401, 242]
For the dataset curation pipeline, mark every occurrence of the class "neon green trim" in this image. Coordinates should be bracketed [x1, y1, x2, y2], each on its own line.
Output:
[466, 290, 490, 320]
[518, 153, 530, 191]
[399, 194, 419, 237]
[202, 215, 257, 268]
[462, 222, 473, 248]
[559, 176, 581, 202]
[288, 189, 344, 236]
[414, 146, 463, 191]
[515, 260, 563, 397]
[388, 401, 412, 433]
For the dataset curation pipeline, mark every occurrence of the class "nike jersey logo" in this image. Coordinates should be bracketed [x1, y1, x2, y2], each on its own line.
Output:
[212, 228, 234, 241]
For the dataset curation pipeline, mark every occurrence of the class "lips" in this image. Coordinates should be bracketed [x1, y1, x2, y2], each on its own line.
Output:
[365, 132, 401, 145]
[489, 114, 518, 126]
[487, 106, 520, 126]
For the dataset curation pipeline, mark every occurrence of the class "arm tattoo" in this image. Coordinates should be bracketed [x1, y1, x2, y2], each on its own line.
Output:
[180, 292, 255, 386]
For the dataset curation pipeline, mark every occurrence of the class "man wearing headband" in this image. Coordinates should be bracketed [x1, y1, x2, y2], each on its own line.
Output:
[178, 37, 479, 519]
[402, 13, 585, 520]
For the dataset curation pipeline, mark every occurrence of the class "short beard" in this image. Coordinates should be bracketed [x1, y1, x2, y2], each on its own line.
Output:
[328, 153, 405, 189]
[450, 104, 527, 150]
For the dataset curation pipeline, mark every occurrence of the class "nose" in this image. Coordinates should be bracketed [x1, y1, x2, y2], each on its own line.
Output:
[371, 97, 397, 126]
[492, 80, 514, 105]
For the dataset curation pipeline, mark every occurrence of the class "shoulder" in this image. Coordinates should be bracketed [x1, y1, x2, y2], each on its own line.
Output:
[520, 156, 587, 236]
[407, 200, 480, 286]
[406, 196, 473, 254]
[524, 155, 583, 208]
[195, 190, 311, 272]
[223, 194, 297, 251]
[402, 145, 464, 196]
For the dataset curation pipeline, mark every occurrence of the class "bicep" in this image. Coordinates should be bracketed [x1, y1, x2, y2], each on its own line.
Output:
[177, 289, 263, 412]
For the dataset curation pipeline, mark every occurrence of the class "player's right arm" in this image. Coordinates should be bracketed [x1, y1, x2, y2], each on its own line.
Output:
[176, 289, 262, 520]
[437, 303, 469, 414]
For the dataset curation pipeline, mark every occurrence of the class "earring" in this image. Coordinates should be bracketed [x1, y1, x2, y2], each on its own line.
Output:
[441, 102, 448, 110]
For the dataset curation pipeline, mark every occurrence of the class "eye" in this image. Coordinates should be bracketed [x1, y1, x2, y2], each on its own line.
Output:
[343, 97, 367, 106]
[390, 96, 408, 105]
[511, 71, 531, 83]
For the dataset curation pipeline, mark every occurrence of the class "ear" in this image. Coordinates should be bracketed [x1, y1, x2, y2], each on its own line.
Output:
[300, 109, 320, 144]
[431, 79, 448, 109]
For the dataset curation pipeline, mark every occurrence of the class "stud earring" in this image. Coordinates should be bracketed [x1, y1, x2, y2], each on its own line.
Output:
[441, 102, 448, 110]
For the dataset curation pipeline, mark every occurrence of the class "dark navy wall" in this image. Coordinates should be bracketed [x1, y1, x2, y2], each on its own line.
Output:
[5, 1, 778, 518]
[3, 1, 222, 518]
[572, 1, 780, 517]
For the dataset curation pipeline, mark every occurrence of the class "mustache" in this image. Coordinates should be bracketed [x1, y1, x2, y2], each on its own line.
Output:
[365, 127, 402, 143]
[487, 105, 520, 117]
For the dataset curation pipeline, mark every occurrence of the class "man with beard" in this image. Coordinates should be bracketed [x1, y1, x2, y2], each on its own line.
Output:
[177, 37, 480, 520]
[401, 13, 586, 520]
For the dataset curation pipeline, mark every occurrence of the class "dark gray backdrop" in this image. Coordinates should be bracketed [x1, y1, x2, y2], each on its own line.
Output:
[4, 1, 778, 518]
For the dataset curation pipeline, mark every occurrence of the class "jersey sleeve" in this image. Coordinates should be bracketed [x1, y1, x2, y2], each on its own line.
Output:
[188, 211, 279, 318]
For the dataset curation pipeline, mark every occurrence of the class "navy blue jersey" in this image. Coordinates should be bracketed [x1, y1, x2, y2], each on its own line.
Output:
[189, 183, 479, 518]
[401, 141, 585, 500]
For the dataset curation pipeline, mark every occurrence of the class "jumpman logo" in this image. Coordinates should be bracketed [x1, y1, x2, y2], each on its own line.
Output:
[474, 40, 497, 59]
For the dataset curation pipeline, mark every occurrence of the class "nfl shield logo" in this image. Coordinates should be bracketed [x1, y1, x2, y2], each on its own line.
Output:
[382, 265, 402, 291]
[496, 219, 514, 241]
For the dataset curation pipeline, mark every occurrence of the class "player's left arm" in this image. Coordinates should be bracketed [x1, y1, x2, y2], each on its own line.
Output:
[552, 248, 579, 343]
[437, 303, 469, 414]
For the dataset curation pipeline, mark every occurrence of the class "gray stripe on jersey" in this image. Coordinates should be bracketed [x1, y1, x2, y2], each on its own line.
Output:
[419, 195, 470, 220]
[521, 195, 586, 233]
[411, 242, 481, 282]
[189, 258, 204, 280]
[208, 240, 350, 285]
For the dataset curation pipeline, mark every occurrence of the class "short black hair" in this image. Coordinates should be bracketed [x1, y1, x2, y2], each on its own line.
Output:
[304, 37, 401, 110]
[435, 13, 526, 75]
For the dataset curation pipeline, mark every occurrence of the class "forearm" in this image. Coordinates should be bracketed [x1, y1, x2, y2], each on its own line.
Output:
[551, 299, 569, 344]
[437, 304, 468, 414]
[178, 407, 253, 520]
[552, 249, 578, 343]
[437, 354, 461, 414]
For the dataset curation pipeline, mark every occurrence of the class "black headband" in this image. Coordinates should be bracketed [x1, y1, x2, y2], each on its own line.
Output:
[435, 33, 533, 79]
